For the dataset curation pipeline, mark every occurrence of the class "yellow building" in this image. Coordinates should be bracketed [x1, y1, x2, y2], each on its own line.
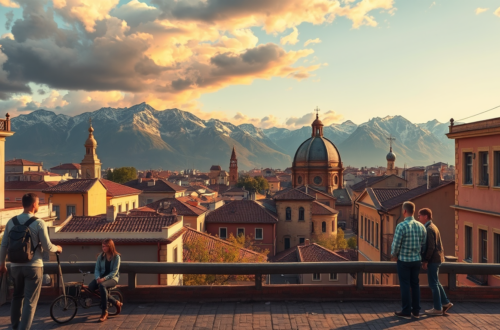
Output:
[100, 178, 141, 212]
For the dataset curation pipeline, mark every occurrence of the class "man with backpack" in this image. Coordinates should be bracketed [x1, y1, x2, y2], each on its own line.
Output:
[0, 193, 62, 330]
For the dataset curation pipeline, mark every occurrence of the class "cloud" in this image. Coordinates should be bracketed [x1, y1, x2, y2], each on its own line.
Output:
[304, 38, 321, 46]
[0, 0, 19, 8]
[5, 11, 14, 30]
[429, 2, 436, 9]
[285, 110, 343, 128]
[280, 27, 299, 45]
[495, 7, 500, 17]
[52, 0, 120, 32]
[111, 0, 160, 28]
[475, 8, 489, 15]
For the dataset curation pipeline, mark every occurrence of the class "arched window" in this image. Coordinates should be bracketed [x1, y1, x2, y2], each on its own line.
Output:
[332, 221, 334, 231]
[311, 222, 314, 233]
[299, 207, 305, 221]
[322, 221, 326, 233]
[298, 176, 302, 184]
[334, 175, 338, 185]
[286, 207, 291, 221]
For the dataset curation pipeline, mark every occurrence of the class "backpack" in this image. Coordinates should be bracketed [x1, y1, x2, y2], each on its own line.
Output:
[7, 216, 40, 263]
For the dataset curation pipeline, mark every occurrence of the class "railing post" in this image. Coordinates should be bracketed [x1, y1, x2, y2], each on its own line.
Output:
[128, 272, 137, 289]
[255, 274, 262, 290]
[445, 256, 458, 291]
[356, 272, 363, 290]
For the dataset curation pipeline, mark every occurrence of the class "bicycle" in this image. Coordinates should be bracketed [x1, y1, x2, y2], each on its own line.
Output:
[50, 253, 123, 324]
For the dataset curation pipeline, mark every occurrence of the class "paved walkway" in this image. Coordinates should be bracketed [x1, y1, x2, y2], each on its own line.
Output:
[1, 301, 500, 329]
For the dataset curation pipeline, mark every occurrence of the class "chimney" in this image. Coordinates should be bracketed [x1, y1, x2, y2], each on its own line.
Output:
[138, 177, 142, 184]
[147, 179, 156, 186]
[427, 172, 440, 189]
[106, 205, 118, 222]
[304, 239, 310, 246]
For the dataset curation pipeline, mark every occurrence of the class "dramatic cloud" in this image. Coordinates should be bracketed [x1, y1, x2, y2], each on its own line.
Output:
[0, 0, 19, 8]
[280, 27, 299, 45]
[495, 7, 500, 17]
[475, 8, 489, 15]
[304, 38, 322, 46]
[5, 11, 14, 30]
[52, 0, 120, 32]
[286, 110, 343, 129]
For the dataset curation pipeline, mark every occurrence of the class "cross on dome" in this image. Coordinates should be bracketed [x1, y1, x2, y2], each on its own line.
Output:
[387, 134, 396, 151]
[314, 106, 320, 119]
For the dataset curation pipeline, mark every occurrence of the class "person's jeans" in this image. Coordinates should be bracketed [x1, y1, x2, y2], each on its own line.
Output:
[397, 260, 421, 315]
[10, 266, 43, 330]
[88, 279, 118, 312]
[427, 263, 450, 310]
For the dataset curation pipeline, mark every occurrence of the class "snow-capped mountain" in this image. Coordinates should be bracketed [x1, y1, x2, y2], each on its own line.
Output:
[7, 103, 454, 170]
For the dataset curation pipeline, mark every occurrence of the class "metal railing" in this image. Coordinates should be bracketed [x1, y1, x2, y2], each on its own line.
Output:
[0, 113, 11, 131]
[8, 261, 500, 291]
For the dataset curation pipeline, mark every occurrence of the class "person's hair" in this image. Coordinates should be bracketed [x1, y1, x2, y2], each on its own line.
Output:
[402, 201, 415, 215]
[419, 208, 433, 220]
[22, 193, 38, 208]
[102, 239, 120, 257]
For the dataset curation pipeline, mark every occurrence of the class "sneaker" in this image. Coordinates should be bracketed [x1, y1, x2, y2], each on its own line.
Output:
[412, 311, 420, 319]
[442, 302, 453, 315]
[394, 311, 411, 320]
[425, 308, 443, 316]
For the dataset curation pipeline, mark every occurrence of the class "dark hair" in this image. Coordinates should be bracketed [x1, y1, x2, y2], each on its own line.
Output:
[419, 208, 433, 220]
[22, 193, 38, 208]
[402, 201, 415, 215]
[102, 239, 120, 257]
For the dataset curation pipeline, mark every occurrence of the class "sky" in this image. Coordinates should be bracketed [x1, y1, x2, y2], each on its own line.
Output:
[0, 0, 499, 129]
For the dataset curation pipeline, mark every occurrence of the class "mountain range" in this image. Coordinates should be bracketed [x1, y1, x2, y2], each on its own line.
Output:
[6, 103, 454, 171]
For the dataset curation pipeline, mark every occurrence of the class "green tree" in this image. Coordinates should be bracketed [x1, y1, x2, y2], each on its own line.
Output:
[106, 169, 114, 181]
[109, 167, 137, 183]
[183, 233, 268, 286]
[347, 236, 357, 249]
[313, 228, 348, 250]
[236, 175, 269, 193]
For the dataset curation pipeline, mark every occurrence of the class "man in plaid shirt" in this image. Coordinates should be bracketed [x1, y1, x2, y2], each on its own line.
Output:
[391, 201, 427, 319]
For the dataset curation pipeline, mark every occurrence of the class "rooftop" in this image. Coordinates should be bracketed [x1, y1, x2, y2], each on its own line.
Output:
[206, 200, 278, 224]
[270, 243, 355, 262]
[5, 181, 59, 190]
[100, 178, 142, 197]
[59, 214, 179, 233]
[380, 181, 454, 211]
[50, 163, 81, 170]
[123, 178, 186, 192]
[42, 178, 99, 193]
[311, 201, 338, 215]
[132, 197, 207, 216]
[274, 188, 315, 201]
[5, 158, 42, 166]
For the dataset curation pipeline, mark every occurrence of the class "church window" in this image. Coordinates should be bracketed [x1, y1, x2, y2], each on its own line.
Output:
[299, 207, 305, 221]
[334, 175, 338, 185]
[311, 222, 314, 233]
[314, 176, 322, 185]
[322, 222, 326, 233]
[286, 207, 292, 220]
[298, 176, 302, 184]
[332, 221, 334, 231]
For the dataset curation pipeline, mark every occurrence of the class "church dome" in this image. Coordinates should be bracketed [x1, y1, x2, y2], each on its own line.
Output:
[386, 149, 396, 161]
[85, 125, 97, 147]
[294, 136, 340, 164]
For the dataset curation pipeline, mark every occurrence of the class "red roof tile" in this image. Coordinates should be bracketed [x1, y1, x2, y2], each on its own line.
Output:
[351, 175, 391, 192]
[42, 179, 99, 193]
[273, 188, 315, 201]
[23, 171, 60, 176]
[266, 176, 280, 183]
[206, 200, 278, 224]
[207, 184, 231, 194]
[333, 249, 358, 261]
[372, 188, 410, 203]
[380, 181, 454, 211]
[100, 179, 141, 197]
[312, 201, 338, 215]
[5, 159, 42, 166]
[6, 181, 58, 190]
[269, 246, 300, 262]
[132, 198, 207, 216]
[50, 163, 81, 170]
[123, 178, 186, 192]
[60, 215, 179, 233]
[297, 244, 349, 262]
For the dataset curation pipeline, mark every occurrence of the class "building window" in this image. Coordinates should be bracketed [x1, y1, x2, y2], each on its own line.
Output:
[375, 223, 379, 248]
[311, 222, 314, 233]
[219, 227, 227, 239]
[118, 204, 122, 213]
[364, 218, 367, 241]
[332, 221, 334, 231]
[367, 220, 371, 243]
[173, 246, 178, 263]
[334, 175, 338, 185]
[322, 221, 326, 233]
[312, 273, 321, 281]
[67, 205, 76, 217]
[284, 237, 291, 250]
[480, 229, 488, 263]
[286, 207, 291, 221]
[299, 237, 305, 244]
[494, 151, 500, 187]
[237, 228, 245, 237]
[133, 202, 136, 209]
[314, 176, 322, 185]
[465, 226, 472, 261]
[126, 203, 129, 212]
[53, 205, 60, 220]
[329, 273, 338, 281]
[298, 207, 305, 221]
[495, 233, 500, 264]
[298, 176, 302, 184]
[479, 152, 489, 186]
[360, 216, 363, 238]
[255, 228, 263, 240]
[15, 198, 21, 201]
[200, 223, 203, 232]
[464, 152, 473, 185]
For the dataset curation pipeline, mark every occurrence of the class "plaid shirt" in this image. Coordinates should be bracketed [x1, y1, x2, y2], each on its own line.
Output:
[391, 216, 427, 262]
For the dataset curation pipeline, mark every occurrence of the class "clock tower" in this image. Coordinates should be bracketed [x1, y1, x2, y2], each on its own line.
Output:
[80, 118, 102, 179]
[229, 146, 238, 186]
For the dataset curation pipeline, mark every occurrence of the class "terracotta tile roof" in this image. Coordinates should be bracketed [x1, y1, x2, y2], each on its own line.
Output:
[60, 214, 179, 232]
[210, 165, 222, 171]
[256, 199, 277, 214]
[182, 227, 264, 261]
[332, 188, 352, 206]
[207, 184, 231, 194]
[50, 163, 81, 170]
[296, 186, 334, 200]
[351, 175, 388, 192]
[50, 238, 171, 245]
[297, 244, 349, 262]
[273, 188, 315, 201]
[312, 201, 339, 215]
[100, 179, 142, 197]
[380, 181, 455, 211]
[136, 197, 207, 216]
[333, 249, 358, 261]
[266, 176, 280, 183]
[6, 181, 59, 190]
[42, 179, 100, 193]
[24, 171, 60, 176]
[206, 200, 278, 224]
[268, 245, 300, 262]
[372, 188, 410, 203]
[123, 178, 186, 192]
[5, 159, 42, 166]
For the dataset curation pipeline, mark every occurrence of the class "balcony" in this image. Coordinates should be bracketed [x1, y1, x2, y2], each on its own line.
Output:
[0, 113, 11, 131]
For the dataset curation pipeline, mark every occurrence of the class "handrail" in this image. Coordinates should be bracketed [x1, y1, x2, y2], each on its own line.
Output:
[8, 261, 500, 290]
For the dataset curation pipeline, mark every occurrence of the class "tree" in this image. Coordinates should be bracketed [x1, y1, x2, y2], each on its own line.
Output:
[347, 236, 357, 249]
[236, 175, 269, 193]
[109, 167, 137, 183]
[313, 228, 348, 251]
[106, 169, 113, 181]
[183, 233, 268, 286]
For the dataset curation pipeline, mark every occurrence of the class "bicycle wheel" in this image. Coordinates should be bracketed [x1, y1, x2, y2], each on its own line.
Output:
[107, 290, 123, 316]
[50, 295, 78, 324]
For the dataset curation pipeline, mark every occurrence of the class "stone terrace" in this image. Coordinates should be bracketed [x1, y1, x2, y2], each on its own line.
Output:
[2, 301, 500, 329]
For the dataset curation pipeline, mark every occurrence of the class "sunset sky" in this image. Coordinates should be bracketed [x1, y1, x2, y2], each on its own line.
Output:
[0, 0, 499, 128]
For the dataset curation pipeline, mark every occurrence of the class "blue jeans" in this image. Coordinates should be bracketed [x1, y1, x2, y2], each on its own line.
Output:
[397, 260, 421, 315]
[427, 263, 450, 310]
[88, 279, 118, 312]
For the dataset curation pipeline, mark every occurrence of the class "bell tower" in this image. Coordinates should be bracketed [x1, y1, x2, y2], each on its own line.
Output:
[80, 118, 102, 179]
[229, 146, 238, 186]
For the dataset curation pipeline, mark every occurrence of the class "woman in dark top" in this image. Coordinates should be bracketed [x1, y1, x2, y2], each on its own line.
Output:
[88, 239, 123, 322]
